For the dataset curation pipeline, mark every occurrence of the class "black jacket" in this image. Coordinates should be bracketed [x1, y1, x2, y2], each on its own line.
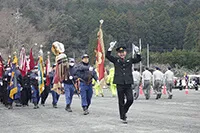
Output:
[75, 62, 98, 84]
[63, 65, 77, 84]
[106, 51, 141, 85]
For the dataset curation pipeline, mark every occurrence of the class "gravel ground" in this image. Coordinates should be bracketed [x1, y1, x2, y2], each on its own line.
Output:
[0, 89, 200, 133]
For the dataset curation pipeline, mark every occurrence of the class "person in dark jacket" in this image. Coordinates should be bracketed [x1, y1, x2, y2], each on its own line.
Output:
[76, 54, 98, 115]
[105, 41, 141, 124]
[1, 66, 11, 107]
[63, 58, 77, 112]
[21, 72, 31, 106]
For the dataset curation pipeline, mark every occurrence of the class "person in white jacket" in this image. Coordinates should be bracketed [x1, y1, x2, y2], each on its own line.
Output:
[132, 68, 141, 100]
[164, 67, 174, 99]
[153, 67, 164, 99]
[142, 67, 152, 100]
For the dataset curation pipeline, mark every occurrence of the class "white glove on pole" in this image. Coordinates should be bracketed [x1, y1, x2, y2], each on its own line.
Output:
[108, 41, 117, 51]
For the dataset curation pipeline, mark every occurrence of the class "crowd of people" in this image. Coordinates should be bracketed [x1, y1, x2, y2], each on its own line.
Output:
[0, 41, 177, 124]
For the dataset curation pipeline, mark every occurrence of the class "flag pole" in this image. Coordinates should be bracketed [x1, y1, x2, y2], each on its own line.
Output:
[132, 43, 135, 71]
[139, 38, 142, 74]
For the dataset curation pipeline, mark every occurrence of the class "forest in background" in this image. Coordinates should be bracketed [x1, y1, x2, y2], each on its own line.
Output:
[0, 0, 199, 72]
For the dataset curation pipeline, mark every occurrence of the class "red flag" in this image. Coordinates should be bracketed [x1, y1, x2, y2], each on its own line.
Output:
[20, 60, 27, 77]
[96, 36, 105, 81]
[29, 48, 35, 71]
[0, 56, 4, 79]
[45, 55, 51, 86]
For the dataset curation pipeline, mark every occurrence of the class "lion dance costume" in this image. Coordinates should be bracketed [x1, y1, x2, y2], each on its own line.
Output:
[51, 41, 69, 94]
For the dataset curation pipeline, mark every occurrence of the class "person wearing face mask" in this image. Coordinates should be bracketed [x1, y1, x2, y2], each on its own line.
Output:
[76, 54, 98, 115]
[63, 58, 77, 112]
[106, 41, 141, 124]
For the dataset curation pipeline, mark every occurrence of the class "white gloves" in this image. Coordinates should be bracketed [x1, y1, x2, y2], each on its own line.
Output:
[69, 76, 73, 80]
[62, 83, 64, 88]
[134, 45, 140, 54]
[108, 41, 117, 51]
[8, 73, 11, 76]
[0, 81, 3, 86]
[89, 66, 94, 71]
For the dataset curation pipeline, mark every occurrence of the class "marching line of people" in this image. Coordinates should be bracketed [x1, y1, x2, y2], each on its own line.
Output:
[0, 41, 176, 125]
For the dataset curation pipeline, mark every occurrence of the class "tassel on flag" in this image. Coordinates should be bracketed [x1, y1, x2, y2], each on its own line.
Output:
[45, 52, 51, 86]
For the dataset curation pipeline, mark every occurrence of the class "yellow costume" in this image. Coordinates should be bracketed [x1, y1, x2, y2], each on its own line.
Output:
[106, 67, 117, 97]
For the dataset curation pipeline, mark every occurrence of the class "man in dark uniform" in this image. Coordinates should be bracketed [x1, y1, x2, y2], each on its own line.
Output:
[106, 41, 141, 124]
[76, 54, 98, 115]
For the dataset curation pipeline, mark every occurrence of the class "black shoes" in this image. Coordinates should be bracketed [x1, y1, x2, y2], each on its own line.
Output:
[145, 94, 150, 100]
[168, 95, 173, 99]
[33, 104, 39, 109]
[121, 114, 128, 124]
[83, 107, 89, 115]
[7, 104, 13, 109]
[53, 104, 57, 108]
[15, 103, 22, 107]
[83, 109, 89, 115]
[156, 94, 162, 99]
[65, 105, 72, 112]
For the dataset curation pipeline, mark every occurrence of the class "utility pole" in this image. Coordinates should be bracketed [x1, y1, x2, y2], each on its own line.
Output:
[147, 44, 149, 68]
[13, 8, 22, 54]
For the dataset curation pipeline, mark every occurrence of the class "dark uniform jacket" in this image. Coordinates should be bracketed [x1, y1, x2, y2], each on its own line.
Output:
[22, 72, 31, 88]
[75, 62, 98, 84]
[63, 65, 77, 84]
[30, 72, 38, 89]
[106, 51, 141, 85]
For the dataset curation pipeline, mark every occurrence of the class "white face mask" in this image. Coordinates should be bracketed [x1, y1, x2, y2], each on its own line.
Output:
[69, 63, 74, 66]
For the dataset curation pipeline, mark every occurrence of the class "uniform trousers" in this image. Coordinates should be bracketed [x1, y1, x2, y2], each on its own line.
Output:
[117, 84, 133, 119]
